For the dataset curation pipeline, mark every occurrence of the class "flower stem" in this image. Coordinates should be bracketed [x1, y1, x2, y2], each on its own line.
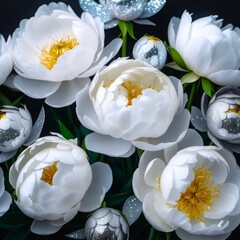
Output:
[186, 81, 198, 111]
[121, 32, 127, 57]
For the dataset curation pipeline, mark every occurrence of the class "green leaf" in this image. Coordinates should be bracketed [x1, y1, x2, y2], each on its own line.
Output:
[3, 223, 30, 240]
[58, 120, 74, 140]
[0, 92, 11, 105]
[165, 62, 188, 72]
[181, 72, 200, 85]
[201, 77, 215, 97]
[118, 20, 135, 39]
[12, 96, 23, 107]
[167, 46, 188, 71]
[118, 20, 128, 36]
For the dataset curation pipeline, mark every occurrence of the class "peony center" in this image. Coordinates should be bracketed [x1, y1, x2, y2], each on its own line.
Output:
[39, 35, 79, 70]
[225, 104, 240, 115]
[147, 36, 161, 42]
[121, 81, 143, 107]
[176, 166, 220, 221]
[0, 112, 6, 120]
[40, 161, 58, 186]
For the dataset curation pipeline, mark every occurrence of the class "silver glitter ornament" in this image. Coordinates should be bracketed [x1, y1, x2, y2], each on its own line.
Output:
[133, 35, 167, 70]
[201, 86, 240, 153]
[85, 207, 129, 240]
[79, 0, 166, 28]
[0, 106, 45, 162]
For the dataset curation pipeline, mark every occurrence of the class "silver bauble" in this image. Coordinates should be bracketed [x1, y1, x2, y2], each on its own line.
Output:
[0, 106, 32, 152]
[85, 207, 129, 240]
[100, 0, 147, 21]
[133, 35, 167, 70]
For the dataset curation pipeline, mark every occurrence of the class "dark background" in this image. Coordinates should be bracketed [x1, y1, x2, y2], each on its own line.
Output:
[0, 0, 240, 239]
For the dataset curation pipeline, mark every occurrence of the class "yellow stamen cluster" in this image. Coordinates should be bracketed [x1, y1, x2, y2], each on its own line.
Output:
[40, 161, 58, 186]
[39, 35, 79, 70]
[176, 166, 220, 221]
[0, 112, 6, 120]
[225, 104, 240, 115]
[147, 36, 161, 42]
[121, 81, 143, 107]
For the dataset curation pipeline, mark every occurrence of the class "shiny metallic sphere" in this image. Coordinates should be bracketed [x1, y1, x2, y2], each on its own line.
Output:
[85, 207, 129, 240]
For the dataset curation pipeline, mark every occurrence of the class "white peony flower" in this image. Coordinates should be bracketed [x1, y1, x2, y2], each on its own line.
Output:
[9, 135, 112, 235]
[0, 105, 45, 163]
[76, 58, 190, 157]
[9, 2, 122, 108]
[0, 167, 12, 217]
[168, 11, 240, 87]
[0, 35, 13, 85]
[133, 129, 240, 240]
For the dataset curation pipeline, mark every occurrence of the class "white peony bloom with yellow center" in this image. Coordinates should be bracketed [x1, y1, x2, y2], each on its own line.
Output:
[9, 135, 113, 235]
[76, 59, 190, 157]
[168, 11, 240, 87]
[9, 2, 122, 107]
[0, 35, 13, 85]
[133, 129, 240, 240]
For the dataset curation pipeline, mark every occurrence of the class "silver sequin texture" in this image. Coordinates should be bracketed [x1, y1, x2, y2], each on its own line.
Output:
[85, 208, 129, 240]
[133, 36, 167, 70]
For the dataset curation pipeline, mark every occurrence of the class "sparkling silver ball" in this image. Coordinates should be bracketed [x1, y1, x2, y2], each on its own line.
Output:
[0, 106, 32, 152]
[100, 0, 147, 21]
[85, 207, 129, 240]
[205, 87, 240, 142]
[133, 35, 167, 70]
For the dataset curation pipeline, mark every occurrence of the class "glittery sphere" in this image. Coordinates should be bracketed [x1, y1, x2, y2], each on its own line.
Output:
[0, 106, 32, 152]
[133, 35, 167, 70]
[85, 207, 129, 240]
[100, 0, 147, 21]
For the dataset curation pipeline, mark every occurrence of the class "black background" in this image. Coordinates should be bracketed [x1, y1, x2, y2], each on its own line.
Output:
[0, 0, 240, 239]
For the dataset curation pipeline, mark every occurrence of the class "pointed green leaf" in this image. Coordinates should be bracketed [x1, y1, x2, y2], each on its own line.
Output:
[181, 72, 200, 85]
[201, 77, 215, 97]
[165, 62, 188, 72]
[167, 46, 188, 71]
[126, 21, 135, 39]
[58, 120, 74, 140]
[118, 20, 128, 36]
[0, 92, 11, 105]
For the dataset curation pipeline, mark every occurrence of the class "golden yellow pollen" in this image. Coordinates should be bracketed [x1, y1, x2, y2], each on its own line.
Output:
[147, 36, 161, 42]
[39, 35, 79, 70]
[176, 166, 220, 221]
[40, 161, 58, 186]
[156, 177, 161, 190]
[0, 112, 6, 120]
[225, 104, 240, 115]
[121, 81, 143, 107]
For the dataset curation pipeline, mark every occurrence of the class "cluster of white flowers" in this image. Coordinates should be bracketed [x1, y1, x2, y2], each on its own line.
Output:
[0, 1, 240, 240]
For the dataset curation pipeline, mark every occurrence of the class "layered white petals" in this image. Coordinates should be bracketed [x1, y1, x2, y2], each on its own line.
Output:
[9, 135, 112, 235]
[168, 11, 240, 87]
[133, 130, 240, 239]
[0, 168, 12, 216]
[11, 2, 121, 107]
[76, 59, 189, 156]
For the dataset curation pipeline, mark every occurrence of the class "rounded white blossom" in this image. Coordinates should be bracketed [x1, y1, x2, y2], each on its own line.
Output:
[9, 2, 122, 107]
[202, 86, 240, 153]
[133, 129, 240, 240]
[9, 135, 112, 235]
[0, 35, 13, 85]
[168, 10, 240, 87]
[0, 167, 12, 217]
[76, 58, 190, 157]
[0, 106, 32, 152]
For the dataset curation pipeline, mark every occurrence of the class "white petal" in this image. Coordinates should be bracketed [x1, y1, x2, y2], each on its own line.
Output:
[79, 162, 112, 212]
[13, 75, 61, 98]
[85, 132, 135, 157]
[45, 77, 90, 108]
[176, 228, 231, 240]
[0, 191, 12, 216]
[205, 183, 239, 219]
[132, 109, 190, 151]
[30, 220, 62, 235]
[143, 191, 175, 232]
[76, 83, 106, 134]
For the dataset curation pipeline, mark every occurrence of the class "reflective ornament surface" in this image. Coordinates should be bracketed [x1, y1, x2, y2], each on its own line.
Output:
[85, 207, 129, 240]
[133, 36, 167, 70]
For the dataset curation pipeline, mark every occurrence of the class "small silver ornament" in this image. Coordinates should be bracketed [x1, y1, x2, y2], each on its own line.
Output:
[85, 207, 129, 240]
[133, 35, 167, 70]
